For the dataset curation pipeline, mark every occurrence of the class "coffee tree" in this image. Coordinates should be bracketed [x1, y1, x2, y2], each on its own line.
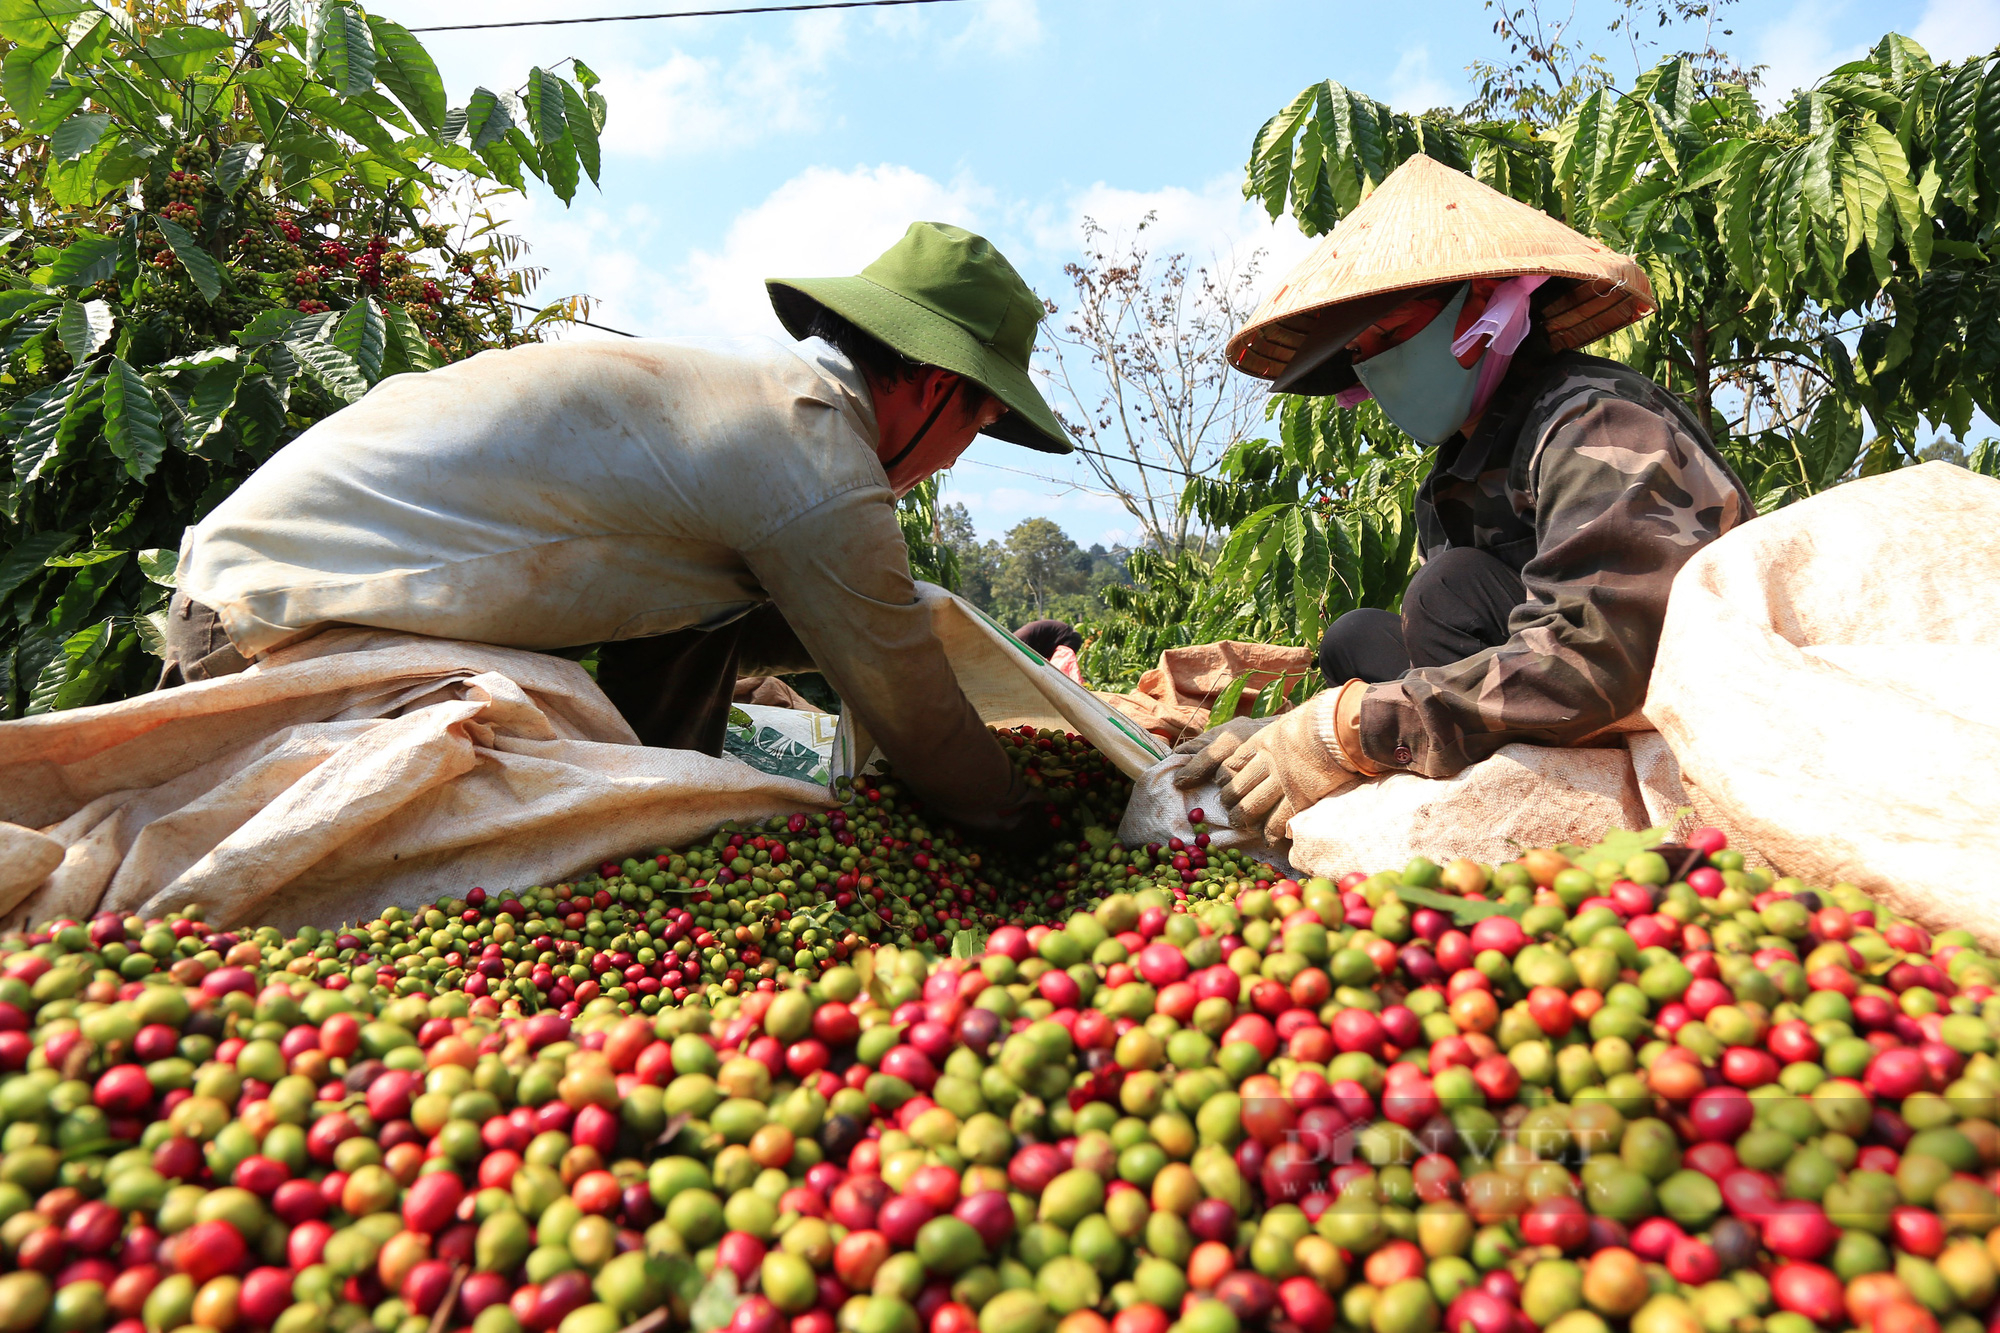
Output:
[0, 0, 609, 716]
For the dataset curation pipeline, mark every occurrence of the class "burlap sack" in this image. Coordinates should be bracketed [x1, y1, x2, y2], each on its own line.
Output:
[1644, 463, 2000, 947]
[1099, 642, 1315, 744]
[1284, 734, 1693, 877]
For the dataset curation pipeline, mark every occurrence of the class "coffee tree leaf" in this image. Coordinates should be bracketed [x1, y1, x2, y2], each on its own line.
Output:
[46, 233, 120, 289]
[154, 217, 222, 302]
[0, 532, 76, 607]
[103, 356, 166, 482]
[333, 295, 385, 383]
[137, 549, 179, 588]
[285, 339, 367, 403]
[55, 299, 113, 361]
[316, 0, 375, 97]
[49, 111, 110, 162]
[367, 15, 445, 134]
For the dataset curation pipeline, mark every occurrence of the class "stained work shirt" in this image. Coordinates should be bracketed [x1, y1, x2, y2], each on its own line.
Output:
[177, 335, 1017, 824]
[1358, 353, 1755, 777]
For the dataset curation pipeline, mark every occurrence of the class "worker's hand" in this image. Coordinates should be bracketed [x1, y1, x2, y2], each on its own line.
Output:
[1172, 718, 1275, 790]
[1213, 690, 1369, 842]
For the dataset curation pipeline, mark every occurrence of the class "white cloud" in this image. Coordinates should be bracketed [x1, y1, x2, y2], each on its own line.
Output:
[1912, 0, 2000, 60]
[373, 3, 854, 160]
[592, 13, 851, 160]
[669, 164, 992, 337]
[1752, 0, 1865, 107]
[1386, 45, 1460, 115]
[949, 0, 1044, 55]
[1025, 174, 1318, 312]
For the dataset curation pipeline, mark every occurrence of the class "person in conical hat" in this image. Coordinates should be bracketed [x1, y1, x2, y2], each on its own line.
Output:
[163, 222, 1069, 832]
[1179, 156, 1754, 845]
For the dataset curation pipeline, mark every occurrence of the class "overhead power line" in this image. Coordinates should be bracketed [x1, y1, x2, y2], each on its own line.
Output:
[409, 0, 971, 33]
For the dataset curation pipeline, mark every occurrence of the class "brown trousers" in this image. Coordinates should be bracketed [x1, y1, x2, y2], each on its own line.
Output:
[157, 595, 814, 756]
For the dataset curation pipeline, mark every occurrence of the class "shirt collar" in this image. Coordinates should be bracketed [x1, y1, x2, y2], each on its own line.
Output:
[798, 337, 879, 448]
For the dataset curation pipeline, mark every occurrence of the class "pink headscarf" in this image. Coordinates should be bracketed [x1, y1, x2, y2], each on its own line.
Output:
[1334, 274, 1550, 419]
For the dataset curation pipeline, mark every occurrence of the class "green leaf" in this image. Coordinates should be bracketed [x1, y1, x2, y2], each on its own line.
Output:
[316, 0, 375, 97]
[45, 131, 125, 209]
[296, 86, 401, 155]
[366, 15, 445, 134]
[1246, 86, 1315, 219]
[690, 1270, 739, 1333]
[46, 233, 119, 289]
[43, 546, 126, 568]
[1861, 118, 1931, 272]
[103, 356, 166, 481]
[477, 136, 525, 192]
[541, 132, 579, 204]
[0, 293, 56, 327]
[382, 303, 440, 375]
[55, 299, 113, 361]
[154, 217, 223, 302]
[11, 370, 95, 495]
[135, 609, 169, 659]
[214, 141, 265, 197]
[0, 0, 93, 44]
[1715, 141, 1767, 288]
[27, 618, 132, 715]
[1679, 137, 1746, 190]
[182, 359, 244, 451]
[1, 42, 80, 134]
[236, 306, 309, 347]
[1390, 884, 1526, 925]
[505, 127, 544, 181]
[141, 24, 234, 79]
[230, 372, 290, 456]
[49, 111, 109, 162]
[0, 532, 76, 607]
[285, 339, 367, 402]
[571, 58, 600, 90]
[465, 85, 514, 152]
[949, 928, 986, 960]
[525, 67, 568, 149]
[561, 79, 601, 187]
[137, 549, 178, 587]
[333, 296, 385, 383]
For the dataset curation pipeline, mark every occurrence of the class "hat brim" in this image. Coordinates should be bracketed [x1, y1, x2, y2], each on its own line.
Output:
[1268, 286, 1451, 395]
[768, 276, 1073, 455]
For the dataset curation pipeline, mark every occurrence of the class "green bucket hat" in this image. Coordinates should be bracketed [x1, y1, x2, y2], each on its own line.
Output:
[767, 222, 1072, 454]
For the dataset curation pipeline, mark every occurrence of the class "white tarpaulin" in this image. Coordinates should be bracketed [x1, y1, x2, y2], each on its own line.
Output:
[0, 585, 1166, 932]
[1643, 463, 2000, 947]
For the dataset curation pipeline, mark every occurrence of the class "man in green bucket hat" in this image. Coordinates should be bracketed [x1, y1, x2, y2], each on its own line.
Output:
[164, 221, 1068, 828]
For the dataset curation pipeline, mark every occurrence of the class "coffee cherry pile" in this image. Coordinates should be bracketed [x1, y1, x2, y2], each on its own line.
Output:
[3, 810, 1999, 1333]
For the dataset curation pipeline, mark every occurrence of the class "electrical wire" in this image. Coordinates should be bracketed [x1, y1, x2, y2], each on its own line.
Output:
[506, 300, 640, 337]
[409, 0, 971, 33]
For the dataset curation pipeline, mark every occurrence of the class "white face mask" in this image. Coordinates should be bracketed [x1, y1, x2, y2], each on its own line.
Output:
[1352, 285, 1483, 445]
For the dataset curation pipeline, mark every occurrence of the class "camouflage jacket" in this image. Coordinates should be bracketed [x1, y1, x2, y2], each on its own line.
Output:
[1356, 353, 1754, 777]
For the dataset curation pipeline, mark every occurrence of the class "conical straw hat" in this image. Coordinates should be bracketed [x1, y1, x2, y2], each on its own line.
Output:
[1228, 154, 1654, 386]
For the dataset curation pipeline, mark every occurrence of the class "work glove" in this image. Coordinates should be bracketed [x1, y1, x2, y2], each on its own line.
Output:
[1176, 684, 1376, 843]
[1171, 716, 1275, 789]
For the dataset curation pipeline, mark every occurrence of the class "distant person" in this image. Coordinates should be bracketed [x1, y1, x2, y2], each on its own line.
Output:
[1015, 618, 1085, 685]
[1181, 156, 1751, 841]
[164, 223, 1074, 830]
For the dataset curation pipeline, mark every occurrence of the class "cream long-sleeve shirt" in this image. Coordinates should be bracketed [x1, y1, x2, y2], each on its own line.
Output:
[176, 334, 1020, 825]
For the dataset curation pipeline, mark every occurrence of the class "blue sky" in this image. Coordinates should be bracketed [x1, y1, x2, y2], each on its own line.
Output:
[375, 0, 1999, 547]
